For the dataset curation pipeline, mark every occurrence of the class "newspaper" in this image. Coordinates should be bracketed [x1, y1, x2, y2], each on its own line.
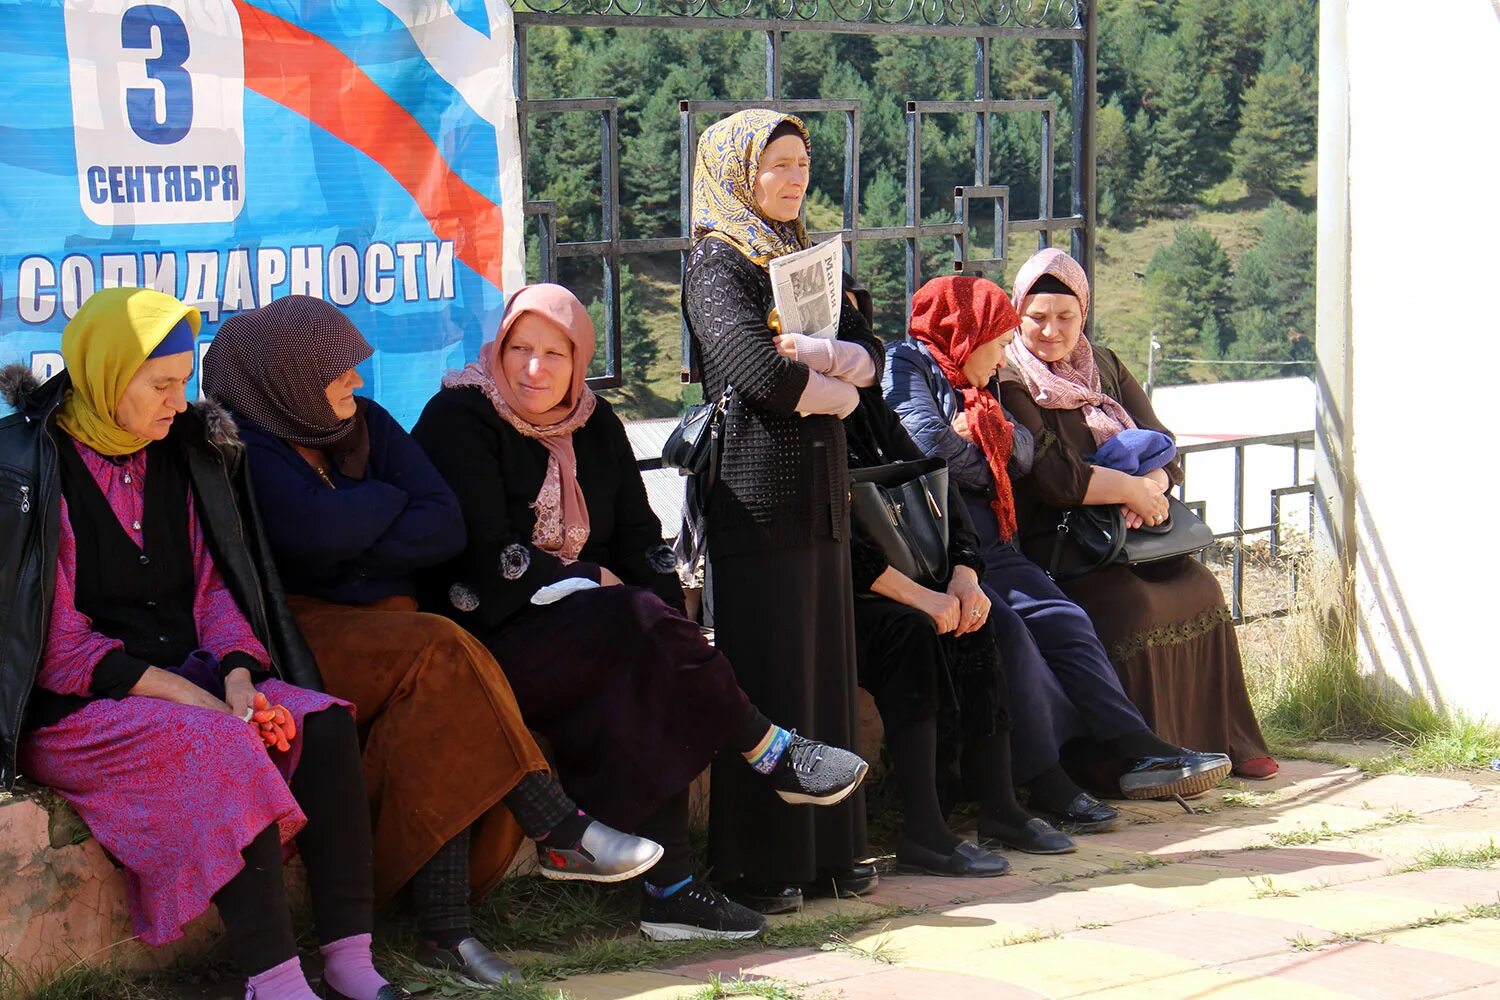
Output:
[768, 237, 843, 339]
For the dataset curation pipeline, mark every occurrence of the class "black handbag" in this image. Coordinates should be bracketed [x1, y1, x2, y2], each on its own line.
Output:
[662, 385, 732, 490]
[849, 457, 951, 589]
[1047, 494, 1214, 581]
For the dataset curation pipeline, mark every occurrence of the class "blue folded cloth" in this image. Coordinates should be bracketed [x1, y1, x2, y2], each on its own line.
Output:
[1091, 429, 1177, 476]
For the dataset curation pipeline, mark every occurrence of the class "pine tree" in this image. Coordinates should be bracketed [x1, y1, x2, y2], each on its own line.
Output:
[1228, 201, 1316, 375]
[1132, 153, 1174, 218]
[1232, 64, 1317, 198]
[1144, 224, 1234, 383]
[1096, 98, 1132, 223]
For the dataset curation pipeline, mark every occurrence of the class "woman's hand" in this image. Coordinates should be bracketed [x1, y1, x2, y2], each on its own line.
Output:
[1120, 474, 1169, 526]
[951, 411, 973, 443]
[224, 667, 257, 720]
[1121, 505, 1145, 530]
[597, 567, 624, 587]
[129, 666, 232, 713]
[912, 588, 962, 635]
[773, 334, 798, 361]
[946, 565, 991, 635]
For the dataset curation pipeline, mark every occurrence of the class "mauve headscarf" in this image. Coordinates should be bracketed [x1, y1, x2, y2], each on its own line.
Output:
[202, 295, 375, 476]
[443, 284, 598, 562]
[1005, 248, 1136, 448]
[907, 275, 1021, 542]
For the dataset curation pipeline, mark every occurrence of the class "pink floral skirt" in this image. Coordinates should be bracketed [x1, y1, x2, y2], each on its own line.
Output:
[20, 679, 346, 946]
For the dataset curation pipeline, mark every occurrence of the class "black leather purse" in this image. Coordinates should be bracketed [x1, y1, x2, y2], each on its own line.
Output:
[1047, 495, 1214, 581]
[849, 457, 951, 589]
[662, 385, 733, 491]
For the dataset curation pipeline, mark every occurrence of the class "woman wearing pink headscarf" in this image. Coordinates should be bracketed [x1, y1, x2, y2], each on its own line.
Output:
[412, 284, 868, 942]
[998, 249, 1275, 780]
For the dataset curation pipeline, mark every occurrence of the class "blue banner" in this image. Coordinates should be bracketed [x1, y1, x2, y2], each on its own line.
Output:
[0, 0, 524, 426]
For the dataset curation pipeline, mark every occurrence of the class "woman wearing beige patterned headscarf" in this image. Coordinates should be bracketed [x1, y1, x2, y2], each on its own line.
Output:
[683, 109, 888, 915]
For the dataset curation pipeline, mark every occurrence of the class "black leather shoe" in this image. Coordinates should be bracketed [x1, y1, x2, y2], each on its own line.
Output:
[896, 837, 1010, 877]
[723, 879, 803, 914]
[977, 816, 1077, 855]
[1119, 751, 1231, 800]
[805, 863, 879, 899]
[1034, 792, 1121, 834]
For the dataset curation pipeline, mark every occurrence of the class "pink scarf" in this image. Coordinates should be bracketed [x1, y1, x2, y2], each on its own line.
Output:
[1005, 248, 1136, 448]
[443, 284, 598, 561]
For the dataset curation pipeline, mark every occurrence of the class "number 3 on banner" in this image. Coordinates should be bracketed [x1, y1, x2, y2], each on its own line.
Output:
[121, 5, 193, 145]
[64, 0, 247, 226]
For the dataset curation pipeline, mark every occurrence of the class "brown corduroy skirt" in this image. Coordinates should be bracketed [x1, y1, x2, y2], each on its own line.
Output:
[286, 595, 550, 904]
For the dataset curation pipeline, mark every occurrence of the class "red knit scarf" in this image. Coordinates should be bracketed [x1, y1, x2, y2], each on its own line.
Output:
[908, 275, 1021, 542]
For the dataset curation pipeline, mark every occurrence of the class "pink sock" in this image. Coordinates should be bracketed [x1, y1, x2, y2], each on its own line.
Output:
[319, 933, 390, 1000]
[244, 955, 318, 999]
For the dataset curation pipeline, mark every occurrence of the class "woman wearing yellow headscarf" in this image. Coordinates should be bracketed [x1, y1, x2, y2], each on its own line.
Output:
[684, 109, 885, 913]
[0, 288, 406, 1000]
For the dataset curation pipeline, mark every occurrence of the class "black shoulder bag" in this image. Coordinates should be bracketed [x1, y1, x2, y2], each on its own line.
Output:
[662, 385, 733, 493]
[849, 457, 951, 589]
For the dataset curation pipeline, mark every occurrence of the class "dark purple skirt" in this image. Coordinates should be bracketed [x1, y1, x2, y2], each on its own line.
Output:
[477, 585, 750, 831]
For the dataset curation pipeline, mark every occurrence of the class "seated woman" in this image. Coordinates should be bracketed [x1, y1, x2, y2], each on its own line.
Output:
[411, 283, 868, 941]
[0, 288, 405, 1000]
[996, 250, 1275, 779]
[201, 296, 662, 984]
[836, 380, 1075, 872]
[887, 275, 1238, 820]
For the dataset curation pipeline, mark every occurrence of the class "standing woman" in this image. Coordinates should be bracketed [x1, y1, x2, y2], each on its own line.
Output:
[0, 288, 405, 1000]
[999, 249, 1275, 778]
[684, 109, 885, 912]
[202, 296, 663, 985]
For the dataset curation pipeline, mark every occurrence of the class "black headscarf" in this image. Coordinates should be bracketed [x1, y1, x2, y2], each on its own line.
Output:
[202, 295, 374, 477]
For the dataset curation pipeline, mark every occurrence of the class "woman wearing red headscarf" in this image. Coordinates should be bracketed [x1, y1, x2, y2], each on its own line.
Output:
[886, 275, 1241, 827]
[997, 249, 1274, 779]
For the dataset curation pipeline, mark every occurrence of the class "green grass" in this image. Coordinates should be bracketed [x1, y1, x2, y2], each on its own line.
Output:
[1242, 563, 1500, 776]
[689, 973, 811, 1000]
[1403, 840, 1500, 873]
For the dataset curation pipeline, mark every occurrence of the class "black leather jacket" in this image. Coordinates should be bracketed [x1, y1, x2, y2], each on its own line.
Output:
[0, 365, 323, 790]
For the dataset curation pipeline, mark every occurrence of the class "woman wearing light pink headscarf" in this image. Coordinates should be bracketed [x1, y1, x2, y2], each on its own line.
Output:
[412, 284, 869, 943]
[998, 249, 1275, 780]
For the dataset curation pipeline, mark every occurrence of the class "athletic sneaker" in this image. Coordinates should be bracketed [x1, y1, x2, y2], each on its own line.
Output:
[766, 732, 869, 806]
[638, 879, 768, 942]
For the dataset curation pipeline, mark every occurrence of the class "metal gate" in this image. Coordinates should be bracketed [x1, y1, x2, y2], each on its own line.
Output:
[509, 0, 1097, 389]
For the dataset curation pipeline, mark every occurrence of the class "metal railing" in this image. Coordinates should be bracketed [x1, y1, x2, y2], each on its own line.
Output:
[510, 0, 1097, 388]
[1176, 430, 1315, 625]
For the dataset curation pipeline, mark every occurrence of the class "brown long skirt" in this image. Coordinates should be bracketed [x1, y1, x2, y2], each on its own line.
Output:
[1057, 556, 1270, 765]
[287, 595, 550, 904]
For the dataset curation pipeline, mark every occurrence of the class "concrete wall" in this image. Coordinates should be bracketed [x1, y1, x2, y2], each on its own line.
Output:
[1317, 0, 1500, 719]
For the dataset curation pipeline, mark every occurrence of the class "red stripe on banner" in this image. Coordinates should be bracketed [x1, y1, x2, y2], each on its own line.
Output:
[232, 0, 504, 291]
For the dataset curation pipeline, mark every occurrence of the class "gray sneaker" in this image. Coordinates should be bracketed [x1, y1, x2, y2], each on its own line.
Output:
[767, 731, 869, 806]
[537, 820, 664, 882]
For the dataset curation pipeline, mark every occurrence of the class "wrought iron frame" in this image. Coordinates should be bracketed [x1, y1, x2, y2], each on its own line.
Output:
[511, 0, 1097, 388]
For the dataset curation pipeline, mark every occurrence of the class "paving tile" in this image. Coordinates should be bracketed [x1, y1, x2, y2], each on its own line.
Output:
[1311, 774, 1481, 815]
[1075, 864, 1270, 909]
[1331, 868, 1500, 909]
[826, 966, 1050, 999]
[1222, 940, 1500, 1000]
[902, 936, 1200, 995]
[1064, 907, 1330, 966]
[1377, 921, 1500, 970]
[1082, 967, 1356, 1000]
[841, 906, 1045, 965]
[550, 970, 700, 1000]
[1179, 846, 1398, 887]
[1207, 885, 1456, 936]
[949, 884, 1182, 931]
[667, 948, 884, 985]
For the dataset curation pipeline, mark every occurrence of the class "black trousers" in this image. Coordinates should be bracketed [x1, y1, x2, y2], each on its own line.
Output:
[213, 706, 374, 976]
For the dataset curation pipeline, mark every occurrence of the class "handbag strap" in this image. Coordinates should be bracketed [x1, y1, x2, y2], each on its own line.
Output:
[703, 384, 733, 493]
[1047, 506, 1128, 582]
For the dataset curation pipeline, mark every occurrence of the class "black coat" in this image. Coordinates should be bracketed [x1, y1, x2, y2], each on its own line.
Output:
[411, 384, 683, 633]
[0, 365, 322, 790]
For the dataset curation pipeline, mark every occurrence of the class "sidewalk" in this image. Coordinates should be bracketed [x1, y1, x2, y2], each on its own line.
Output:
[546, 759, 1500, 1000]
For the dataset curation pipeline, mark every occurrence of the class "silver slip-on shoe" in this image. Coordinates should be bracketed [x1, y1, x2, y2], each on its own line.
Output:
[415, 936, 520, 987]
[537, 820, 665, 882]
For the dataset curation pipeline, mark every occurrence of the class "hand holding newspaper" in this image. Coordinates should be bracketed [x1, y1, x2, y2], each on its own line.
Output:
[768, 238, 844, 339]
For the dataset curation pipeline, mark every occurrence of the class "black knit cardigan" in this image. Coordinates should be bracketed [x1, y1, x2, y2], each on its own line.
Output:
[682, 238, 885, 557]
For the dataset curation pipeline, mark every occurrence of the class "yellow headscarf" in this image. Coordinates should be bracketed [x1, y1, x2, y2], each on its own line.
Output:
[690, 109, 811, 267]
[56, 287, 201, 456]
